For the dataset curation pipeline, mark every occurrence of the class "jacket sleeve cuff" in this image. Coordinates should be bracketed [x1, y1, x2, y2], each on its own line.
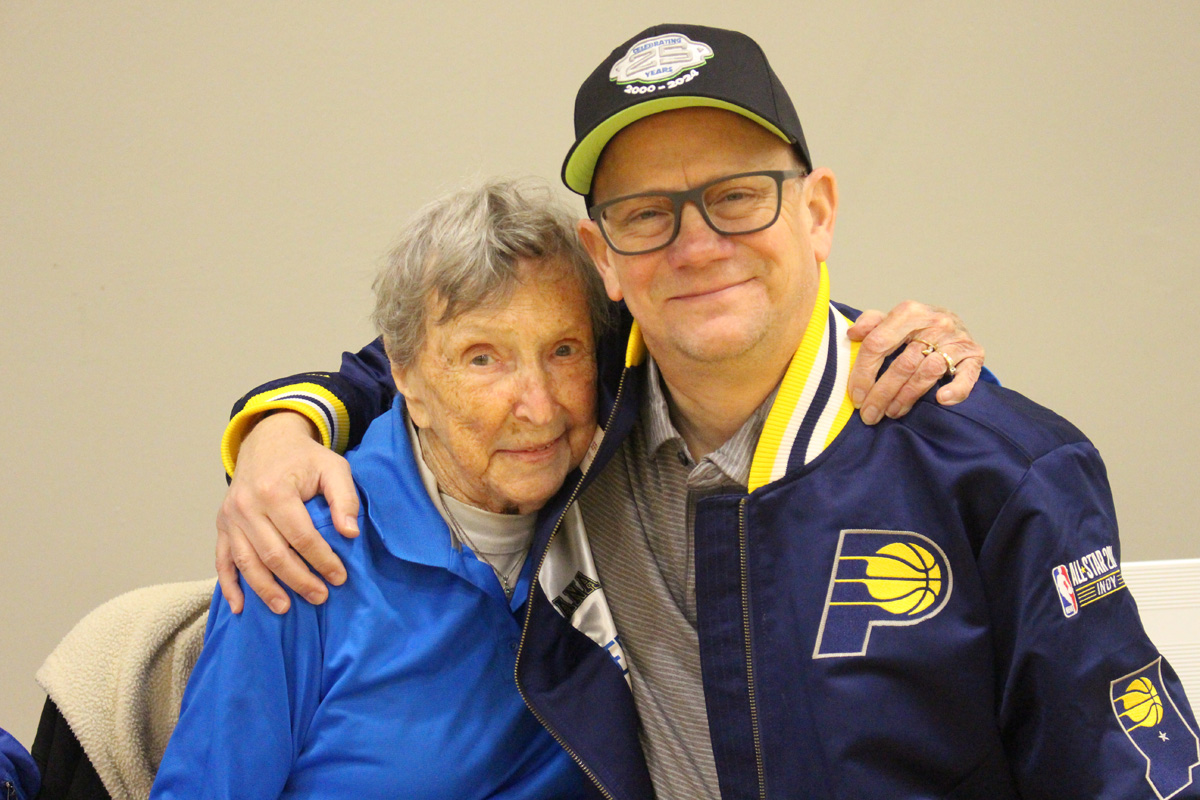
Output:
[221, 382, 351, 477]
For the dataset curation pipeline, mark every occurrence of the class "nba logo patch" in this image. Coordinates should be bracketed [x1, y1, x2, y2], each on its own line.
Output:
[1052, 564, 1079, 618]
[813, 530, 952, 658]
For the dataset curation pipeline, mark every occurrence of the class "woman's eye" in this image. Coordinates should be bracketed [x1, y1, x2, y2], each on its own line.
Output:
[469, 353, 494, 367]
[554, 344, 575, 357]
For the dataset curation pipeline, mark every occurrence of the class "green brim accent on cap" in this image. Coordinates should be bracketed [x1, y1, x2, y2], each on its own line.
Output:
[563, 96, 792, 195]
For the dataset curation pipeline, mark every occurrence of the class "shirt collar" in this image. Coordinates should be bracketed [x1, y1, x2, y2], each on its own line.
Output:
[641, 356, 777, 488]
[350, 399, 537, 607]
[623, 263, 861, 492]
[347, 396, 458, 568]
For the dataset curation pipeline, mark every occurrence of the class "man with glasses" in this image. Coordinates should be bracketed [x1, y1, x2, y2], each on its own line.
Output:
[215, 23, 1198, 799]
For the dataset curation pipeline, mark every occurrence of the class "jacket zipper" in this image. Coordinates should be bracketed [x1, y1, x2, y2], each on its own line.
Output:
[3, 780, 16, 800]
[740, 497, 768, 799]
[514, 365, 632, 800]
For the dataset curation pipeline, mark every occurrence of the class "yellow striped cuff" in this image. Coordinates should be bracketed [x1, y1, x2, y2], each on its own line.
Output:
[220, 382, 350, 477]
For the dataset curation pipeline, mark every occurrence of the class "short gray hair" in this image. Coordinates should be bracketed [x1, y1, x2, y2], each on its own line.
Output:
[373, 177, 611, 368]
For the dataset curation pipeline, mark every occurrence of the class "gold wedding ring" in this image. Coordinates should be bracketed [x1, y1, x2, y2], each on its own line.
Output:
[913, 337, 938, 356]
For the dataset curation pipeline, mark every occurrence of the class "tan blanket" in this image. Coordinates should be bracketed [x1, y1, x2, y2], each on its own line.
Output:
[36, 580, 213, 800]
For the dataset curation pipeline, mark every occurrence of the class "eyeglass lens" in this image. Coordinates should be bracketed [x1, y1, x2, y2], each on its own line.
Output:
[598, 172, 784, 255]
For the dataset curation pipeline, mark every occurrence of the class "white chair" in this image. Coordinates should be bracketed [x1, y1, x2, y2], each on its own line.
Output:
[1123, 558, 1200, 704]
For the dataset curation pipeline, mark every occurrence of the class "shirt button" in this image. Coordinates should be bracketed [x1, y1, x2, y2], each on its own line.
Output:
[509, 641, 519, 653]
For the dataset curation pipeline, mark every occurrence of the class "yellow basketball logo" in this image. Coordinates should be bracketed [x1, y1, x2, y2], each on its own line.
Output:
[851, 542, 943, 615]
[1109, 658, 1199, 796]
[1116, 677, 1164, 731]
[814, 530, 953, 658]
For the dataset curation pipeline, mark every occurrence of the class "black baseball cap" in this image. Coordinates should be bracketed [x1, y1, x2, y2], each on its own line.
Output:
[561, 23, 812, 196]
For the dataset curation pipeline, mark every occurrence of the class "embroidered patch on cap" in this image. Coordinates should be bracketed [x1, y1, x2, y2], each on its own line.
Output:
[609, 33, 713, 85]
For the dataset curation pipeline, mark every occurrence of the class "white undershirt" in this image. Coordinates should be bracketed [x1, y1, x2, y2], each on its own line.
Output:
[440, 493, 536, 585]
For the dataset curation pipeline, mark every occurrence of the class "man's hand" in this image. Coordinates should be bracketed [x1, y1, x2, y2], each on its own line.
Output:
[847, 301, 985, 425]
[216, 411, 360, 614]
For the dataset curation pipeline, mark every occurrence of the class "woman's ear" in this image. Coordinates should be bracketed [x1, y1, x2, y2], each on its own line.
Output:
[392, 363, 431, 429]
[804, 167, 838, 263]
[578, 218, 624, 302]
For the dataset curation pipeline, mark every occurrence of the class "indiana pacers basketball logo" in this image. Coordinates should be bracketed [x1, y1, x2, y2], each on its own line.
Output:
[1117, 678, 1164, 730]
[1111, 658, 1200, 798]
[813, 530, 952, 658]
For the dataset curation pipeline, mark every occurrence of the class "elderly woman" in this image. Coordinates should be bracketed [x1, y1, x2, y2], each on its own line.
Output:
[151, 179, 603, 798]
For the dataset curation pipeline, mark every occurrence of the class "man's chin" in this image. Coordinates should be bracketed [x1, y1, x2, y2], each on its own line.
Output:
[664, 320, 769, 365]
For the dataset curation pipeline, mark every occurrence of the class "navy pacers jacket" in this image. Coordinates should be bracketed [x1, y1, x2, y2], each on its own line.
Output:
[223, 266, 1199, 799]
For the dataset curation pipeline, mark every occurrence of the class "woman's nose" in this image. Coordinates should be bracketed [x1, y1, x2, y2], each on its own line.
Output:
[512, 367, 556, 426]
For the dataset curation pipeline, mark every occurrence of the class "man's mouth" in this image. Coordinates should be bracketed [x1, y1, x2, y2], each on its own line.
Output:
[673, 278, 752, 301]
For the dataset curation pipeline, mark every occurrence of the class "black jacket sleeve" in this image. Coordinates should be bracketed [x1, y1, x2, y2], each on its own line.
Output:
[220, 338, 395, 476]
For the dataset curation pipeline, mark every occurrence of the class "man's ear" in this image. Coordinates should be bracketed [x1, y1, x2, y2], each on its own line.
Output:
[391, 363, 431, 429]
[577, 218, 624, 302]
[804, 168, 838, 263]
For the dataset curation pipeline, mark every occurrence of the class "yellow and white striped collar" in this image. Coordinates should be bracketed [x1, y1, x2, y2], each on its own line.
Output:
[622, 262, 859, 492]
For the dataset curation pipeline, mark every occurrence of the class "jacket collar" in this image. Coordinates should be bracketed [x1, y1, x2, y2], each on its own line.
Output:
[346, 397, 458, 569]
[616, 262, 859, 493]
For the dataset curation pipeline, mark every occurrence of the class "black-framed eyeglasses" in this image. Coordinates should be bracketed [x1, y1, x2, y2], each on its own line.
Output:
[588, 169, 806, 256]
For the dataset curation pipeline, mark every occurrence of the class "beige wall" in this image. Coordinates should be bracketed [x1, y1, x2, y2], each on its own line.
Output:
[3, 1, 1197, 747]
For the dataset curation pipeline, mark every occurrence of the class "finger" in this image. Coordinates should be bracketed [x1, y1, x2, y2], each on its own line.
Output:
[933, 337, 985, 401]
[848, 301, 943, 407]
[858, 341, 927, 425]
[859, 300, 939, 348]
[845, 308, 885, 341]
[248, 511, 330, 606]
[228, 527, 293, 615]
[319, 454, 361, 542]
[935, 354, 985, 406]
[215, 526, 245, 615]
[883, 337, 986, 416]
[846, 309, 888, 407]
[848, 308, 918, 407]
[267, 498, 344, 590]
[221, 485, 328, 606]
[883, 346, 959, 419]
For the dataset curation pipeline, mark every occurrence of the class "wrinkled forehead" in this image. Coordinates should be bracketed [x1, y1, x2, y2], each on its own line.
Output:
[427, 256, 592, 333]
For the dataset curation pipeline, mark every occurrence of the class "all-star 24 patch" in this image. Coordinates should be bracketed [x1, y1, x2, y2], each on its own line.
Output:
[1051, 544, 1126, 619]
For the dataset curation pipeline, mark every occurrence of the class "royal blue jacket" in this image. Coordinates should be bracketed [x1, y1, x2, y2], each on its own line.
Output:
[0, 728, 38, 800]
[157, 400, 591, 799]
[225, 279, 1199, 799]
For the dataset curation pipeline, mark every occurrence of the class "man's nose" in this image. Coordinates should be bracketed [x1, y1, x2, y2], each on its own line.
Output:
[512, 366, 556, 426]
[669, 201, 726, 262]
